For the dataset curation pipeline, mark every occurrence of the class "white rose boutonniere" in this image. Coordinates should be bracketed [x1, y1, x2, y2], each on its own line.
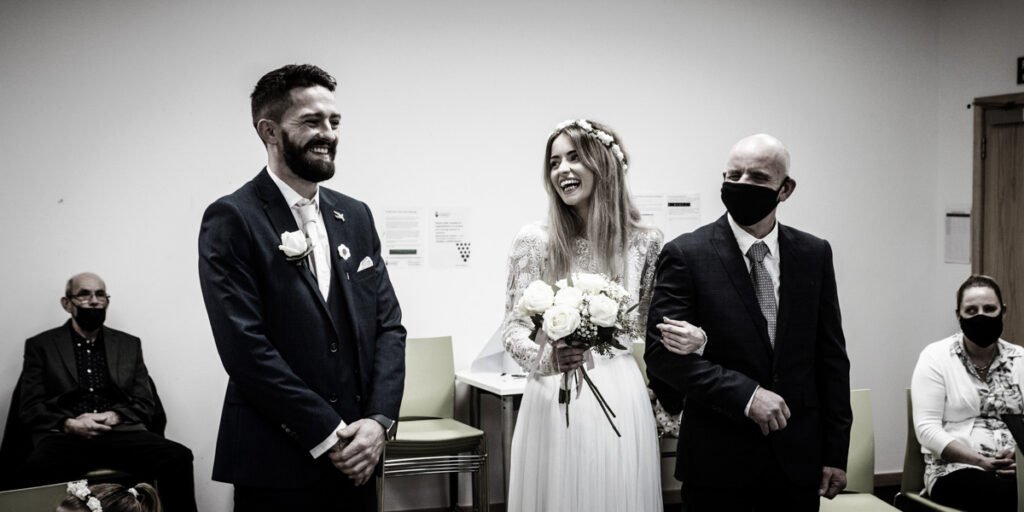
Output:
[278, 230, 313, 261]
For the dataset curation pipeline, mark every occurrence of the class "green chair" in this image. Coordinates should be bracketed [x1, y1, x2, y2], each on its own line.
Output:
[0, 481, 68, 510]
[820, 389, 898, 511]
[379, 336, 487, 512]
[894, 389, 962, 511]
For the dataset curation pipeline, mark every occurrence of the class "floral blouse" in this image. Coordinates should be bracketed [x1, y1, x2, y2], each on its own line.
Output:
[924, 339, 1024, 488]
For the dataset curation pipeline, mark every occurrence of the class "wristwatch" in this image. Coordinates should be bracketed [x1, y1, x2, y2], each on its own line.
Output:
[368, 414, 397, 440]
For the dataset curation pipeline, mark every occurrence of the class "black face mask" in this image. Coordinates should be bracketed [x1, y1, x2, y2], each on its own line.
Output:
[959, 313, 1003, 348]
[74, 307, 107, 332]
[721, 179, 787, 226]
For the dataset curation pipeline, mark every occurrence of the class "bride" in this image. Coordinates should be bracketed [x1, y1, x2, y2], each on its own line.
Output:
[501, 119, 664, 511]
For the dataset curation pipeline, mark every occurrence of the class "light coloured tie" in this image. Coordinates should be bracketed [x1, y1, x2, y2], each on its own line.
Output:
[296, 201, 330, 300]
[747, 241, 777, 347]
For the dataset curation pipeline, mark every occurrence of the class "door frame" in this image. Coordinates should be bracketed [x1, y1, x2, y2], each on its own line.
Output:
[970, 92, 1024, 270]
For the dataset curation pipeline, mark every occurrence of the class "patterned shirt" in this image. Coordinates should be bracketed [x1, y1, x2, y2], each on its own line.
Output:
[924, 339, 1023, 487]
[67, 326, 120, 415]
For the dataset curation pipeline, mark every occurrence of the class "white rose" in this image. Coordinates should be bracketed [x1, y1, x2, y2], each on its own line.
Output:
[554, 286, 584, 309]
[588, 294, 620, 327]
[543, 305, 581, 340]
[554, 278, 568, 289]
[278, 230, 309, 258]
[519, 280, 555, 315]
[573, 272, 608, 293]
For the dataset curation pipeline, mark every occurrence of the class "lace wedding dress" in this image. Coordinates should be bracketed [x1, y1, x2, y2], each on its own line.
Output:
[501, 222, 664, 512]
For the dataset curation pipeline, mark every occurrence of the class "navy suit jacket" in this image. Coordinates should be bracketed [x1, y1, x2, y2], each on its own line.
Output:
[645, 215, 851, 488]
[19, 322, 157, 442]
[198, 169, 406, 487]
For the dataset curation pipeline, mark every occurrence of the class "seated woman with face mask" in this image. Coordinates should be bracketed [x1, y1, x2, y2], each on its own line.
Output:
[911, 274, 1019, 511]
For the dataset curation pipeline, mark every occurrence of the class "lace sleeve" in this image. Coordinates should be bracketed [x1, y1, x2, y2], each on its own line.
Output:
[501, 224, 558, 375]
[636, 229, 663, 329]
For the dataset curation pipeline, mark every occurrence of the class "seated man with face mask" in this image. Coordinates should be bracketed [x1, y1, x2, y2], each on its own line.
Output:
[15, 272, 197, 512]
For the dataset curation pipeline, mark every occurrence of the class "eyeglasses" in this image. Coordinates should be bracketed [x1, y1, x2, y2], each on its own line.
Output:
[67, 291, 111, 304]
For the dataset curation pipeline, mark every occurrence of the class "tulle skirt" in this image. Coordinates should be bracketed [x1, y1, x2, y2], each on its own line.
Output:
[507, 351, 663, 511]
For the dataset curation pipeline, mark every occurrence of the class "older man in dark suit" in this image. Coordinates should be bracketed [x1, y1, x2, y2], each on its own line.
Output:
[18, 272, 196, 511]
[198, 64, 406, 512]
[645, 134, 852, 511]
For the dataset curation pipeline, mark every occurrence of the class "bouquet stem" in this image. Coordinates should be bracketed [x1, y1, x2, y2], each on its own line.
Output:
[580, 368, 621, 437]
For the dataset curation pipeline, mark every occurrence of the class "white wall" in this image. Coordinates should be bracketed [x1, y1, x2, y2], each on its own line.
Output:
[1, 0, 1021, 509]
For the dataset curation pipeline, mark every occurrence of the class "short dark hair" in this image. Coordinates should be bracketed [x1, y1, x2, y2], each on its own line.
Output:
[956, 274, 1004, 310]
[250, 64, 336, 128]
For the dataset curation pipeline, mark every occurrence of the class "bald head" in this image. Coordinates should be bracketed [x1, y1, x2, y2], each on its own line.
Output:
[65, 272, 106, 298]
[727, 134, 790, 179]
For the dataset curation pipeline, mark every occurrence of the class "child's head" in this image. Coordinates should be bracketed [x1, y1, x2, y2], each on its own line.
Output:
[56, 480, 159, 512]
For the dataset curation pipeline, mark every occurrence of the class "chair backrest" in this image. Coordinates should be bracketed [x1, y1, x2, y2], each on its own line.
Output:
[901, 388, 926, 494]
[399, 336, 455, 419]
[0, 481, 67, 510]
[846, 389, 874, 493]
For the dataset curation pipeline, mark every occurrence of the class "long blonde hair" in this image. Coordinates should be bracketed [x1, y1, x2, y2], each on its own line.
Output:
[542, 120, 645, 282]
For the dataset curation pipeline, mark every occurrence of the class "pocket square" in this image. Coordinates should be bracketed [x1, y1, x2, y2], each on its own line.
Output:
[357, 256, 374, 272]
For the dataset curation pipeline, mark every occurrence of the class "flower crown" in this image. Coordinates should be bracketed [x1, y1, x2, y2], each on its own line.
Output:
[67, 481, 103, 512]
[552, 119, 628, 172]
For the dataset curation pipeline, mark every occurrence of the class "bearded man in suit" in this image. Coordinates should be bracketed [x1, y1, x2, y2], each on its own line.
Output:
[18, 272, 196, 511]
[198, 64, 405, 511]
[645, 134, 852, 511]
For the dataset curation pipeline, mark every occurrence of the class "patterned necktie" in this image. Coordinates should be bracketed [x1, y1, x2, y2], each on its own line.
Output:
[296, 200, 330, 300]
[747, 241, 777, 347]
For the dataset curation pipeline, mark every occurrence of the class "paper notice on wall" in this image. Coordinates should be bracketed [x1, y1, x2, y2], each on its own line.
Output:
[430, 208, 472, 268]
[635, 193, 701, 237]
[944, 211, 970, 264]
[382, 208, 425, 267]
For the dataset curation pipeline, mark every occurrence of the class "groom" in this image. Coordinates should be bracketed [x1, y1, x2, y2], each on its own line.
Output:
[198, 64, 406, 511]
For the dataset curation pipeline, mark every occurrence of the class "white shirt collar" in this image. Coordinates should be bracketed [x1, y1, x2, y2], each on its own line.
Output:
[727, 213, 779, 260]
[267, 164, 320, 209]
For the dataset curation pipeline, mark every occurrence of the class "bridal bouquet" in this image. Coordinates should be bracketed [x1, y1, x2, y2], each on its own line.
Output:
[515, 272, 640, 437]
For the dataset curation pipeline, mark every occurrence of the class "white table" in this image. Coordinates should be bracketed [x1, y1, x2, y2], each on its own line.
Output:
[455, 370, 527, 500]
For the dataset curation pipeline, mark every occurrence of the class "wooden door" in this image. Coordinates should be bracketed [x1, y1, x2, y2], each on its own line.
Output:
[972, 92, 1024, 343]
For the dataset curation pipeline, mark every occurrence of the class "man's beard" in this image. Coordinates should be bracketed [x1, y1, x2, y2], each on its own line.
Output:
[281, 129, 337, 183]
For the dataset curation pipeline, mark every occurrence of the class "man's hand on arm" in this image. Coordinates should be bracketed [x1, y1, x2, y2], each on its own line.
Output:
[819, 466, 847, 499]
[656, 317, 707, 356]
[746, 388, 790, 435]
[63, 413, 113, 438]
[327, 419, 385, 486]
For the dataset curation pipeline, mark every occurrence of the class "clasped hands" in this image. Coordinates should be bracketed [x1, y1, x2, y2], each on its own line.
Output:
[327, 419, 385, 486]
[63, 411, 121, 438]
[979, 447, 1016, 477]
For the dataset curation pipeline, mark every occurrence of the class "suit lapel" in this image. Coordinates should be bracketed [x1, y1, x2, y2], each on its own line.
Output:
[709, 216, 773, 353]
[103, 328, 122, 386]
[55, 323, 78, 383]
[320, 192, 360, 345]
[774, 226, 800, 364]
[254, 170, 333, 313]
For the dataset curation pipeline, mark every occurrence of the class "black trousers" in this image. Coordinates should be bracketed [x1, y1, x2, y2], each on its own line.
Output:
[930, 467, 1016, 512]
[682, 445, 821, 512]
[233, 457, 376, 512]
[23, 430, 196, 512]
